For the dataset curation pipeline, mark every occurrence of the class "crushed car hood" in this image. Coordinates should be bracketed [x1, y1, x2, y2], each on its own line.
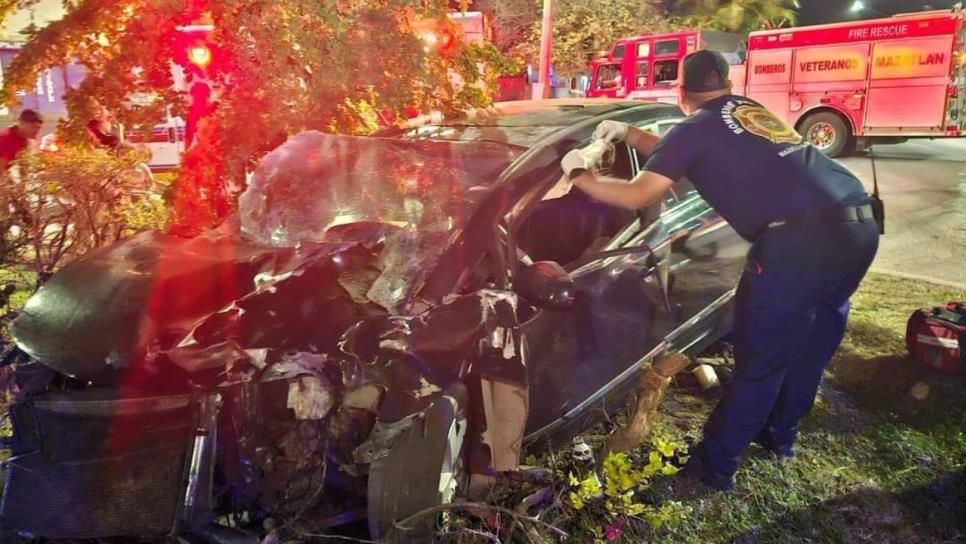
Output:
[11, 132, 523, 387]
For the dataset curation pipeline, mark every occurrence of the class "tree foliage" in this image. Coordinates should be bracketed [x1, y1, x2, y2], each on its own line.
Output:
[516, 0, 674, 77]
[474, 0, 542, 53]
[481, 0, 796, 75]
[0, 0, 24, 28]
[1, 0, 516, 234]
[668, 0, 798, 32]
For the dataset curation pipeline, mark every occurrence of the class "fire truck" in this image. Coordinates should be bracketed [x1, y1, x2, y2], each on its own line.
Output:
[586, 29, 746, 102]
[588, 8, 966, 156]
[413, 11, 492, 49]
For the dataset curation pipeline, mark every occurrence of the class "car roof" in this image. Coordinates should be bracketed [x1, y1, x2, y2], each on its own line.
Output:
[385, 99, 678, 148]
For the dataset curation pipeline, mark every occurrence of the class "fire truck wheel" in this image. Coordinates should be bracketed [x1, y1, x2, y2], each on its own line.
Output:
[799, 112, 853, 157]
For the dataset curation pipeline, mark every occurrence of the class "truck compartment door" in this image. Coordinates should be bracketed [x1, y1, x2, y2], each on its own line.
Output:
[745, 49, 793, 119]
[790, 43, 870, 130]
[866, 36, 954, 130]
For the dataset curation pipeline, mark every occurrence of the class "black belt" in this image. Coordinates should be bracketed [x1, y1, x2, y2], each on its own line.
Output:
[767, 203, 876, 230]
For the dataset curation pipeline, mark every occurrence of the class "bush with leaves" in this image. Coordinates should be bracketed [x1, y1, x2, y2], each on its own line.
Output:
[565, 439, 692, 542]
[1, 146, 166, 291]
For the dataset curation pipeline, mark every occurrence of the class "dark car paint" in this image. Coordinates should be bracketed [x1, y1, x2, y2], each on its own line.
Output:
[518, 172, 748, 448]
[14, 101, 746, 446]
[4, 133, 536, 538]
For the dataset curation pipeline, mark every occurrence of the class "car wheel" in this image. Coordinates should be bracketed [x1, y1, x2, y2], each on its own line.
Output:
[367, 382, 469, 542]
[799, 112, 853, 157]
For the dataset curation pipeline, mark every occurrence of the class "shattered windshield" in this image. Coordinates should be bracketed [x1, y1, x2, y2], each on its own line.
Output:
[238, 132, 523, 310]
[239, 132, 522, 247]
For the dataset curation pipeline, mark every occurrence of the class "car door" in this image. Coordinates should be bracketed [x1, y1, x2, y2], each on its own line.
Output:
[628, 119, 750, 353]
[518, 138, 678, 449]
[521, 116, 748, 449]
[657, 176, 749, 354]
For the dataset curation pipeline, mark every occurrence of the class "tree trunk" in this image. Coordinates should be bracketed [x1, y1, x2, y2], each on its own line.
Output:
[606, 352, 691, 454]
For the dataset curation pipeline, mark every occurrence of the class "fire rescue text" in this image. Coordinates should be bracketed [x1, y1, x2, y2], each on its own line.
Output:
[848, 23, 909, 40]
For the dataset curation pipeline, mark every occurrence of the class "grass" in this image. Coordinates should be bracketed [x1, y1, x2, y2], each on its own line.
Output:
[0, 266, 33, 310]
[0, 269, 961, 542]
[607, 272, 966, 543]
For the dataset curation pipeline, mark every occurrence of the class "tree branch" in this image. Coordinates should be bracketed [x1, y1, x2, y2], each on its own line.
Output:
[387, 501, 569, 541]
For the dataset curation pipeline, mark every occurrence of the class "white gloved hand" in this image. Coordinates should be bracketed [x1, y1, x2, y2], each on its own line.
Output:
[594, 120, 630, 143]
[560, 149, 588, 177]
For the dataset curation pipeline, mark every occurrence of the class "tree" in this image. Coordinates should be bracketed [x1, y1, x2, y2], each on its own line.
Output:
[1, 0, 514, 234]
[474, 0, 542, 53]
[669, 0, 798, 32]
[509, 0, 675, 78]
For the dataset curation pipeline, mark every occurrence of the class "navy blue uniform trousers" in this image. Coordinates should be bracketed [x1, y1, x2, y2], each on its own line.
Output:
[693, 218, 879, 488]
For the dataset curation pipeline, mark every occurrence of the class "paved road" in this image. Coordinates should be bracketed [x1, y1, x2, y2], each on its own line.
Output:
[837, 139, 966, 287]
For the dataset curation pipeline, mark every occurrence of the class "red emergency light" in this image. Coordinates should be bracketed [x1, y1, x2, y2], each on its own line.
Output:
[417, 26, 458, 56]
[188, 44, 212, 69]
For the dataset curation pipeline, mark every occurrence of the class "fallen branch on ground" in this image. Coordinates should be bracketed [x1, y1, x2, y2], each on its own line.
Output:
[511, 485, 556, 544]
[386, 501, 569, 542]
[606, 352, 691, 454]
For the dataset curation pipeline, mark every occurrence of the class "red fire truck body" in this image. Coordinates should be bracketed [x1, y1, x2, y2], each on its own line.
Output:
[746, 10, 965, 155]
[586, 29, 745, 102]
[587, 9, 966, 156]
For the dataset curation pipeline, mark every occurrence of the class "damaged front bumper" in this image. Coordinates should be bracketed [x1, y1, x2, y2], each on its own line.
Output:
[2, 285, 525, 540]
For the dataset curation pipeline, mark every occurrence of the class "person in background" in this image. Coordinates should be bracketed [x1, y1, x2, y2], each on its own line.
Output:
[0, 110, 43, 171]
[87, 115, 120, 149]
[86, 110, 156, 190]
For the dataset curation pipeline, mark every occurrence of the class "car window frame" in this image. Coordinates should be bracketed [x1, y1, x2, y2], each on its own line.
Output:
[630, 117, 717, 236]
[634, 61, 650, 89]
[495, 105, 687, 273]
[505, 138, 641, 266]
[507, 114, 693, 271]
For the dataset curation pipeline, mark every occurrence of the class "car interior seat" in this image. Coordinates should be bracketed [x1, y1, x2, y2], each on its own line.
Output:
[514, 143, 638, 266]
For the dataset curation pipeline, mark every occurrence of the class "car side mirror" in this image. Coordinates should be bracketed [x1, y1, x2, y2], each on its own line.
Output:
[562, 244, 673, 314]
[515, 261, 578, 312]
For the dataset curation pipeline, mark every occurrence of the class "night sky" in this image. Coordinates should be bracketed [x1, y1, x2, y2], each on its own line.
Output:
[797, 0, 963, 25]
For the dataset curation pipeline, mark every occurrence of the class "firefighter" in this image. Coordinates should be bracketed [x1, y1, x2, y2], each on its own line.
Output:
[560, 50, 880, 491]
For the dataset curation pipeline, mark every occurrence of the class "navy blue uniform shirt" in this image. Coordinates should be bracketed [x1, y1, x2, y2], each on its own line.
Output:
[643, 95, 867, 241]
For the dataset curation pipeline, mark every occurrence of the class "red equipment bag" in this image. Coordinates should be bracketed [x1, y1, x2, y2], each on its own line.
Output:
[905, 302, 966, 375]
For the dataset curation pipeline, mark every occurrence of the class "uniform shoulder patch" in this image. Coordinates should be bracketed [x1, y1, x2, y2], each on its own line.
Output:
[731, 105, 803, 145]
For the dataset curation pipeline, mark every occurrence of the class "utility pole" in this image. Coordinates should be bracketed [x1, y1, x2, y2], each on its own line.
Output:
[532, 0, 553, 100]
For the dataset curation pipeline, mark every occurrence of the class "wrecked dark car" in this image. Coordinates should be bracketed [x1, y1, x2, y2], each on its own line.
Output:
[0, 101, 749, 542]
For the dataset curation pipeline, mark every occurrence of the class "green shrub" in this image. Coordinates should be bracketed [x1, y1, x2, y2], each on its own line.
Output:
[1, 145, 166, 291]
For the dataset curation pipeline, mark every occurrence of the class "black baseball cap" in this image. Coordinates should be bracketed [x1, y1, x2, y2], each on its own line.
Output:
[682, 50, 729, 92]
[19, 109, 43, 123]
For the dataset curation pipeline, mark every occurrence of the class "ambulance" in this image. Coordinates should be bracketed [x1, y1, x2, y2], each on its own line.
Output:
[588, 7, 966, 156]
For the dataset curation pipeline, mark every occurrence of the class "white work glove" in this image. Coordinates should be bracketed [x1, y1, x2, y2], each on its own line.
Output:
[560, 149, 589, 178]
[594, 120, 630, 143]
